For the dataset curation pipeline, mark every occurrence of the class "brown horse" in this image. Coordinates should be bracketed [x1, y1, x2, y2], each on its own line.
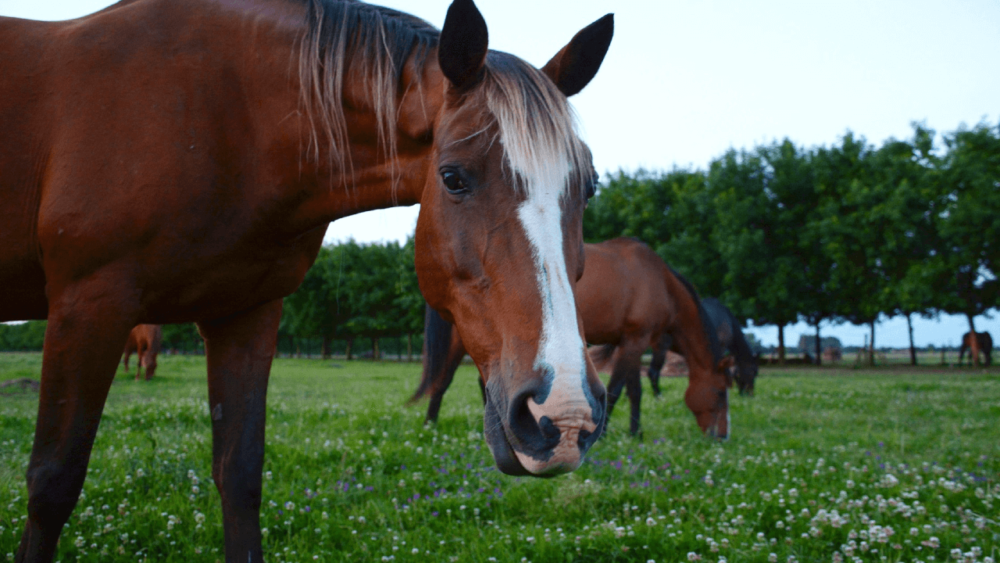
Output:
[0, 1, 614, 560]
[414, 238, 733, 437]
[959, 331, 993, 366]
[122, 325, 162, 381]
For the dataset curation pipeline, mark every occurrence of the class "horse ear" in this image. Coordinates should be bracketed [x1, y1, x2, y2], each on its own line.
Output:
[541, 14, 614, 97]
[438, 0, 489, 90]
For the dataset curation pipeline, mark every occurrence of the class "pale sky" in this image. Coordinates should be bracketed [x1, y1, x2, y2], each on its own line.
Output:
[3, 0, 998, 348]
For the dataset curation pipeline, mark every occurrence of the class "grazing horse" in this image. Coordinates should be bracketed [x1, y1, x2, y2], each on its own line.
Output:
[959, 331, 993, 366]
[414, 238, 733, 437]
[121, 324, 163, 381]
[697, 298, 758, 396]
[0, 0, 614, 560]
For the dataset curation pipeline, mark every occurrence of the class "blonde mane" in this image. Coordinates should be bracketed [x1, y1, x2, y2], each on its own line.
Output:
[296, 0, 437, 184]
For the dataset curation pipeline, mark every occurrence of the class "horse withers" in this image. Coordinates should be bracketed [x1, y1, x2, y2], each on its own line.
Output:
[415, 238, 733, 438]
[699, 298, 758, 396]
[959, 331, 993, 366]
[0, 1, 613, 560]
[122, 324, 162, 381]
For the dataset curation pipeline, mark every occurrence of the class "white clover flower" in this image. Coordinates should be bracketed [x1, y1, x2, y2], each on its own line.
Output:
[262, 528, 269, 537]
[646, 517, 656, 526]
[687, 553, 701, 562]
[74, 536, 85, 548]
[265, 471, 273, 481]
[768, 553, 778, 563]
[285, 502, 295, 511]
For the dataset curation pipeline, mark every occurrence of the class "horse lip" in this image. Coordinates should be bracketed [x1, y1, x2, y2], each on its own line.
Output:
[483, 396, 533, 476]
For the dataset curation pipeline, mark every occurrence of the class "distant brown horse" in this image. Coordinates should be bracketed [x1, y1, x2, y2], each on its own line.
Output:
[959, 331, 993, 366]
[415, 238, 733, 437]
[1, 0, 614, 559]
[122, 325, 162, 381]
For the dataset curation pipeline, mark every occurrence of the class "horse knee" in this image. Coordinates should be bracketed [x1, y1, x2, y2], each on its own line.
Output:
[25, 465, 83, 529]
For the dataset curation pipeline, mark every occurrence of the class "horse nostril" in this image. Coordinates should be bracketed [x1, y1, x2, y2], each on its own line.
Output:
[506, 388, 560, 454]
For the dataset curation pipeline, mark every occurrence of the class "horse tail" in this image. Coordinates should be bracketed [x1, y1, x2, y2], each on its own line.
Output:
[409, 303, 453, 404]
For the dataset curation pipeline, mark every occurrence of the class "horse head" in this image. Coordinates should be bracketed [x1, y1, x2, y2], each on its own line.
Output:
[414, 0, 613, 476]
[684, 354, 733, 439]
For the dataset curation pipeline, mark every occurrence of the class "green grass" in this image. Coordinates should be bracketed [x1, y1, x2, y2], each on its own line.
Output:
[1, 354, 998, 563]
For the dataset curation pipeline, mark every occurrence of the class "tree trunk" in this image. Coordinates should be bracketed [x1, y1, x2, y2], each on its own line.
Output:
[907, 314, 917, 366]
[815, 323, 822, 366]
[868, 320, 876, 366]
[372, 337, 380, 361]
[322, 335, 331, 360]
[967, 313, 981, 367]
[778, 325, 786, 366]
[346, 338, 353, 361]
[407, 333, 413, 363]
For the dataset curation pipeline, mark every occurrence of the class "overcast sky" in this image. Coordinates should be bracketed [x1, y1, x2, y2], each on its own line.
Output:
[4, 0, 998, 348]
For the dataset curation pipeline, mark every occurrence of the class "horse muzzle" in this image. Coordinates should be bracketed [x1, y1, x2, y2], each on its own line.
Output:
[482, 375, 605, 476]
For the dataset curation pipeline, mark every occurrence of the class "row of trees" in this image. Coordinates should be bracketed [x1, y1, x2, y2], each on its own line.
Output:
[585, 120, 999, 365]
[280, 239, 424, 359]
[0, 240, 424, 359]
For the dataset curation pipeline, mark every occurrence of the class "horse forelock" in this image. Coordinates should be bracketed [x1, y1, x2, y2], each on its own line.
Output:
[295, 0, 438, 185]
[295, 2, 590, 199]
[481, 52, 590, 200]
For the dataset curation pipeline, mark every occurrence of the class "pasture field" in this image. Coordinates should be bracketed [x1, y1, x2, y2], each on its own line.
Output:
[1, 354, 998, 563]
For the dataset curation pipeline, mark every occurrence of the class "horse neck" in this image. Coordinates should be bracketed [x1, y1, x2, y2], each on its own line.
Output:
[244, 1, 443, 231]
[664, 272, 717, 376]
[730, 322, 754, 363]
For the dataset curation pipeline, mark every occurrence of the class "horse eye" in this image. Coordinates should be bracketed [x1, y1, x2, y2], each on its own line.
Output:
[441, 169, 467, 194]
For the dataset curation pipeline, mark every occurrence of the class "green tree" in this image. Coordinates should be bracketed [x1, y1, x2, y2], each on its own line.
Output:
[710, 144, 808, 364]
[934, 120, 1000, 365]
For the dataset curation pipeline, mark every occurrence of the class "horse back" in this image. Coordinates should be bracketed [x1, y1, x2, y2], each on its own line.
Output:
[577, 238, 674, 344]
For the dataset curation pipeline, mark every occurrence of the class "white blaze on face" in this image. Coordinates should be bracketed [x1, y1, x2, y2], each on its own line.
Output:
[481, 60, 597, 472]
[512, 155, 596, 473]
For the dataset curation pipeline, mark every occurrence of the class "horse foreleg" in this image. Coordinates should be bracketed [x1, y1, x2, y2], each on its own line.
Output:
[143, 346, 157, 380]
[647, 340, 668, 398]
[624, 362, 643, 437]
[425, 335, 467, 424]
[606, 341, 644, 435]
[17, 287, 134, 563]
[135, 342, 146, 381]
[199, 300, 282, 563]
